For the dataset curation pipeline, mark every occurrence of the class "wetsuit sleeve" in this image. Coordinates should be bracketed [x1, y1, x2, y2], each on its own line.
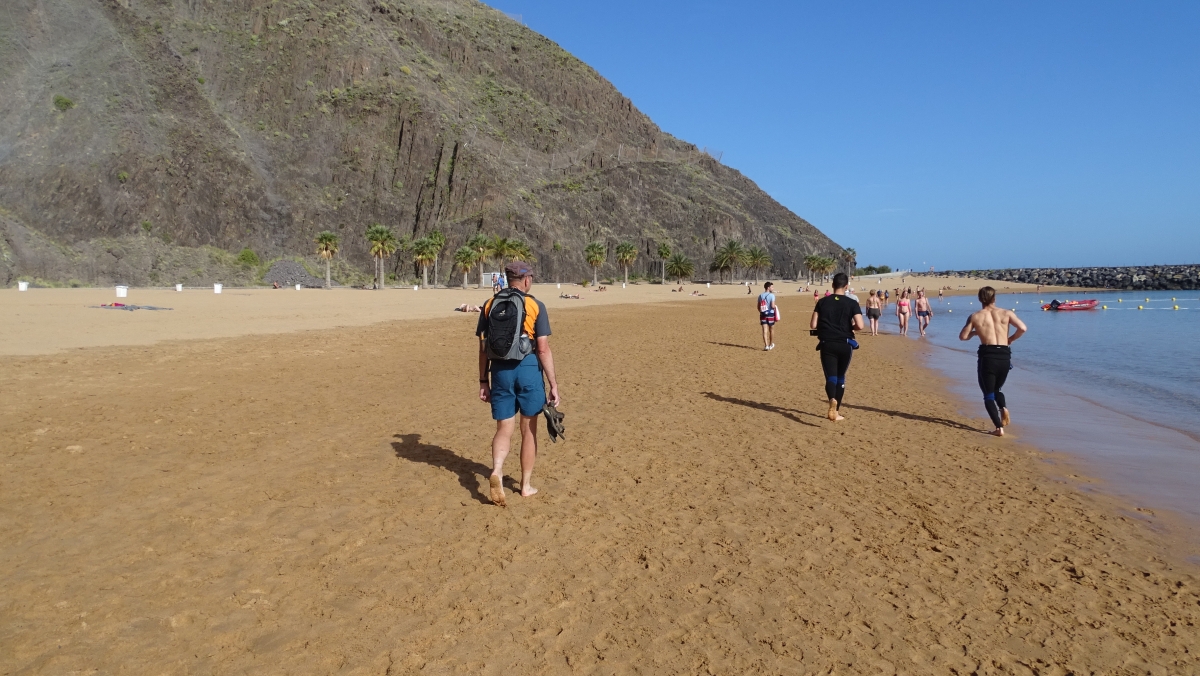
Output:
[533, 300, 551, 337]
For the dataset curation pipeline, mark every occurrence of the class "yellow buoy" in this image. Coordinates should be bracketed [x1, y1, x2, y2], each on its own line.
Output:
[1138, 305, 1144, 310]
[1175, 305, 1179, 310]
[1118, 298, 1122, 302]
[1146, 298, 1150, 302]
[1102, 305, 1107, 309]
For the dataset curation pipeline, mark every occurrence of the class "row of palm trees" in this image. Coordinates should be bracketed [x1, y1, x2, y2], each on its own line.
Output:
[313, 228, 534, 289]
[312, 227, 846, 289]
[802, 248, 856, 283]
[709, 240, 773, 284]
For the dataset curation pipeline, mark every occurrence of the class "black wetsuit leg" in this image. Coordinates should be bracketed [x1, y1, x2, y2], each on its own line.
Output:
[819, 341, 854, 409]
[977, 345, 1012, 428]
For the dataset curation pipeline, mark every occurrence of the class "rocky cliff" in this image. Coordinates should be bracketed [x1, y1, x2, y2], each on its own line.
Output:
[930, 265, 1200, 291]
[0, 0, 843, 286]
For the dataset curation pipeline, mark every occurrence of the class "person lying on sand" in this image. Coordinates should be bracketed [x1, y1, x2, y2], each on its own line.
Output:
[690, 291, 707, 296]
[559, 293, 581, 299]
[455, 304, 482, 312]
[272, 282, 281, 289]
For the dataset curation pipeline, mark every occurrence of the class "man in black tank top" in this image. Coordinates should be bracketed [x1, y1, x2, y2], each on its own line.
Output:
[810, 273, 864, 421]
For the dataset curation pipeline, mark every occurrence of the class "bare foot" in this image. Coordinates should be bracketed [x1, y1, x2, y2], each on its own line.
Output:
[827, 398, 841, 422]
[521, 486, 539, 498]
[489, 474, 507, 507]
[985, 428, 1004, 437]
[1000, 408, 1011, 427]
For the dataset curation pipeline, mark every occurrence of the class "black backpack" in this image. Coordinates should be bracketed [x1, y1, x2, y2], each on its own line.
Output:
[485, 289, 534, 361]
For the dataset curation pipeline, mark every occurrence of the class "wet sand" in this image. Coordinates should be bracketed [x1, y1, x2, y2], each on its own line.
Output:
[3, 295, 1196, 674]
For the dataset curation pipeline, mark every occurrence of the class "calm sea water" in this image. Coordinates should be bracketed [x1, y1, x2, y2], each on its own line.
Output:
[883, 289, 1200, 523]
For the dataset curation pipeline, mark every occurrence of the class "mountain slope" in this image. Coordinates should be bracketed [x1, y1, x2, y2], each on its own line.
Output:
[0, 0, 845, 286]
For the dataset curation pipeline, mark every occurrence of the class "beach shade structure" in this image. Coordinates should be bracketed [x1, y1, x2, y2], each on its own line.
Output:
[214, 284, 223, 294]
[175, 284, 183, 292]
[115, 286, 128, 298]
[18, 281, 29, 291]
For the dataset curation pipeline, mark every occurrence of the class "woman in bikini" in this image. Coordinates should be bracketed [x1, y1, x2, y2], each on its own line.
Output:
[865, 289, 883, 336]
[895, 289, 911, 336]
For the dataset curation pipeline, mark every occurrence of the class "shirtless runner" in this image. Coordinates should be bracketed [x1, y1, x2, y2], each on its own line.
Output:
[958, 286, 1028, 436]
[914, 290, 933, 336]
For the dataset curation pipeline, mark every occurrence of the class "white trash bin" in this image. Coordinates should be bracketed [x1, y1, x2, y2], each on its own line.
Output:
[214, 283, 223, 294]
[707, 282, 711, 288]
[18, 281, 29, 291]
[175, 284, 183, 292]
[413, 285, 419, 291]
[295, 284, 301, 290]
[115, 286, 128, 298]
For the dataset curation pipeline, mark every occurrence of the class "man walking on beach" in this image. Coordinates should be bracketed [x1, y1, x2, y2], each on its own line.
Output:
[758, 281, 778, 351]
[914, 290, 933, 336]
[810, 273, 864, 421]
[478, 262, 561, 505]
[959, 286, 1027, 437]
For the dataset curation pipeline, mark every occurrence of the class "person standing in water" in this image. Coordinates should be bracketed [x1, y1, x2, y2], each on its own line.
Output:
[895, 290, 911, 336]
[959, 286, 1027, 437]
[865, 289, 883, 336]
[810, 273, 864, 421]
[914, 290, 933, 336]
[758, 281, 779, 351]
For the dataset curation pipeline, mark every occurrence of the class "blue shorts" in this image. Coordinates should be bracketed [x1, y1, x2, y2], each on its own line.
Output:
[489, 354, 546, 420]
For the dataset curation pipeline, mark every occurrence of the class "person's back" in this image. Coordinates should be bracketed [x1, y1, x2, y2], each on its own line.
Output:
[965, 304, 1015, 345]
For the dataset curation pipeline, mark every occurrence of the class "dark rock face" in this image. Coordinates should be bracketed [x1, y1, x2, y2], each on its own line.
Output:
[930, 266, 1200, 291]
[0, 0, 844, 286]
[262, 260, 327, 288]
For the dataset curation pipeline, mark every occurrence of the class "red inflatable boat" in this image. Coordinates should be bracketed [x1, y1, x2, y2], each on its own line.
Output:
[1041, 299, 1098, 311]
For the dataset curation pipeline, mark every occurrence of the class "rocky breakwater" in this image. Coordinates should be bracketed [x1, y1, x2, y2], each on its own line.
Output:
[932, 265, 1200, 290]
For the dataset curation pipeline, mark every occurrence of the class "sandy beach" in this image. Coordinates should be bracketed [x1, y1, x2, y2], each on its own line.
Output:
[0, 274, 1056, 356]
[3, 288, 1196, 674]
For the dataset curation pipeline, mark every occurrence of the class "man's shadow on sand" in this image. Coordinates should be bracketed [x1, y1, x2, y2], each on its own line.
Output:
[707, 341, 760, 351]
[841, 404, 978, 432]
[391, 434, 491, 504]
[702, 392, 820, 427]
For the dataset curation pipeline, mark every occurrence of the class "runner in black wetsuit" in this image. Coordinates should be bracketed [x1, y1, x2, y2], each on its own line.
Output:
[959, 286, 1028, 436]
[810, 272, 865, 422]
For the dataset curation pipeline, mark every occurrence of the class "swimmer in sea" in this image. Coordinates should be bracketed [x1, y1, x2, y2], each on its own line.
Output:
[959, 286, 1027, 436]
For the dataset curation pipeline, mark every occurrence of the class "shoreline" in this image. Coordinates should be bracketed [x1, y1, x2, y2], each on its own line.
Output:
[2, 297, 1197, 671]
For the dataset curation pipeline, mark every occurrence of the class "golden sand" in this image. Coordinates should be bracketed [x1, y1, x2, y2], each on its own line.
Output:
[3, 289, 1193, 674]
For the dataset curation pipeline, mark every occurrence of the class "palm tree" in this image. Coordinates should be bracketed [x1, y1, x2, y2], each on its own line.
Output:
[746, 247, 771, 284]
[428, 230, 447, 286]
[412, 237, 439, 287]
[508, 238, 533, 262]
[467, 233, 491, 287]
[365, 224, 398, 289]
[656, 242, 671, 284]
[665, 252, 695, 283]
[584, 241, 606, 286]
[314, 231, 339, 289]
[453, 245, 479, 288]
[615, 241, 638, 285]
[842, 248, 856, 276]
[711, 240, 748, 283]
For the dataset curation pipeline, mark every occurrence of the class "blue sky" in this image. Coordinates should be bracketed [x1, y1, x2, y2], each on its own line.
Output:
[488, 1, 1200, 271]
